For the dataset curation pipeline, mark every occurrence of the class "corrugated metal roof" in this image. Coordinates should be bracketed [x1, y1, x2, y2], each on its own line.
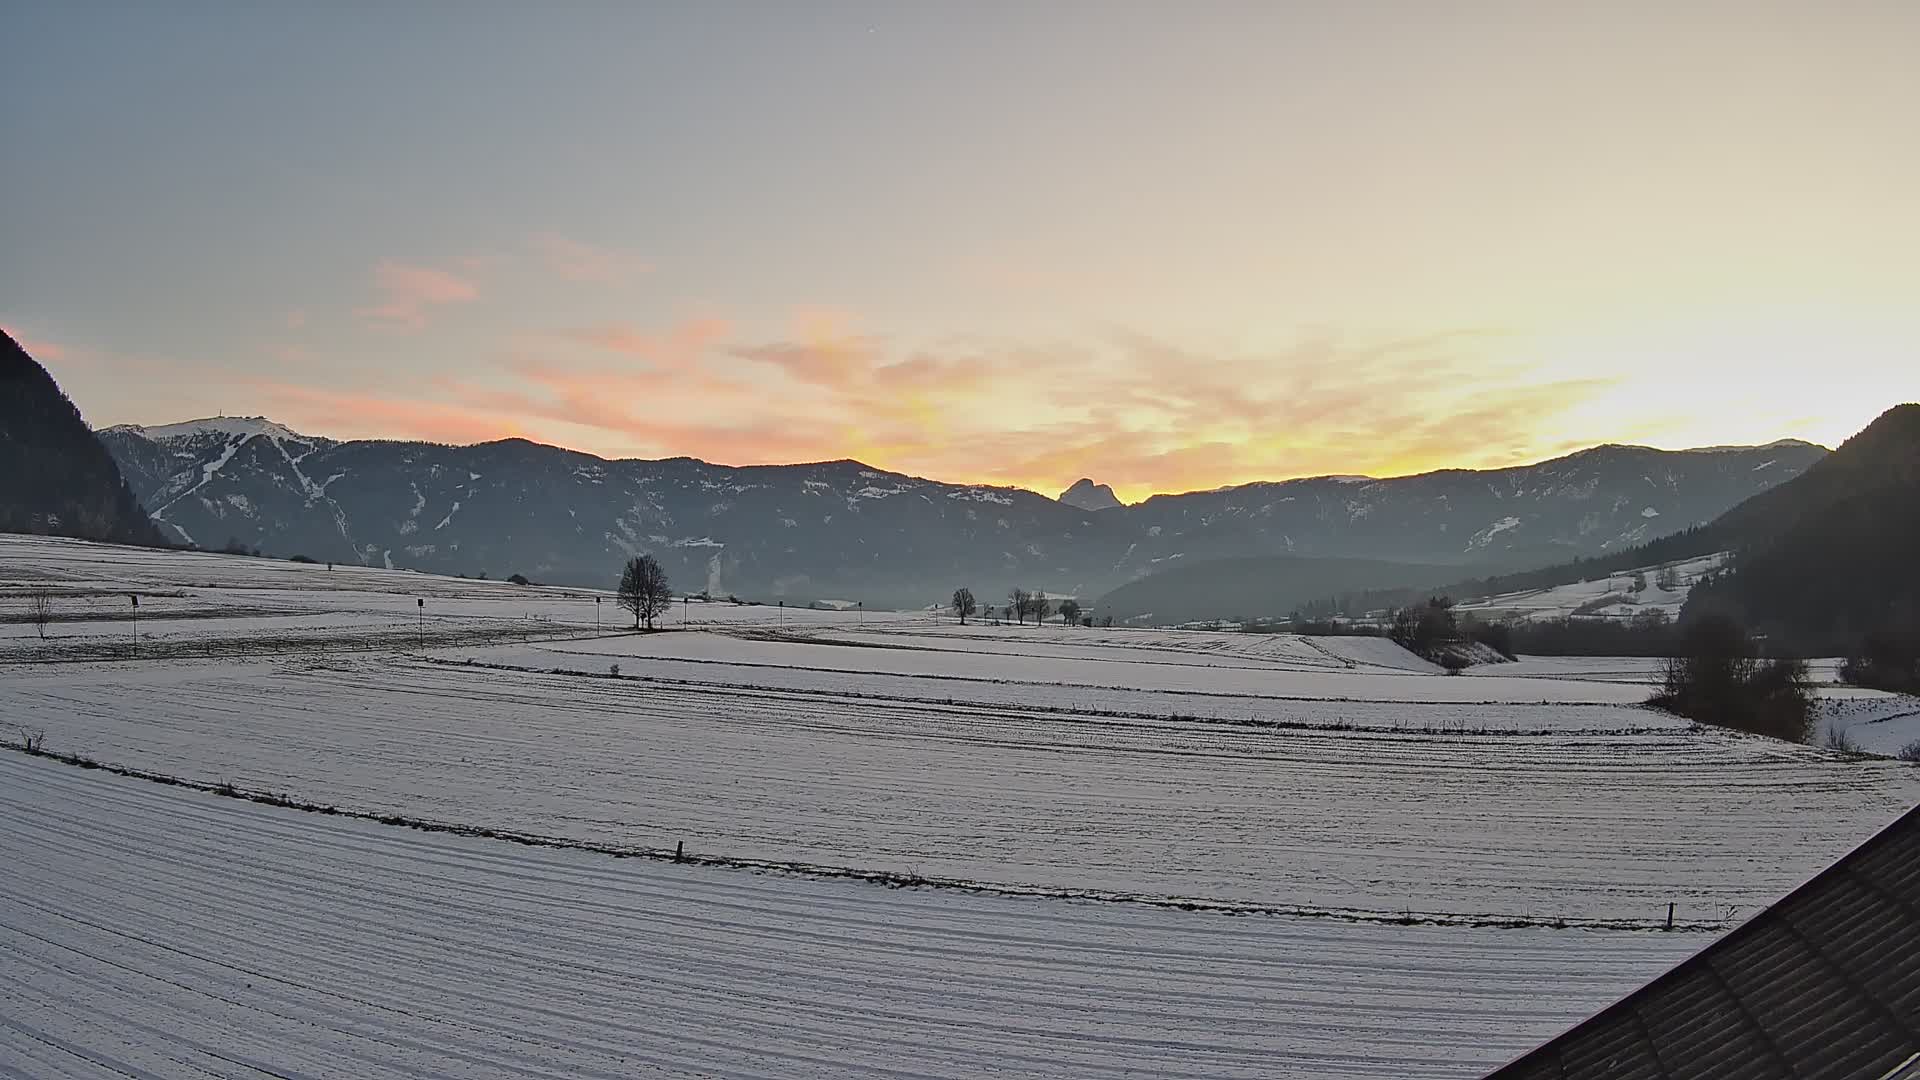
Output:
[1485, 802, 1920, 1079]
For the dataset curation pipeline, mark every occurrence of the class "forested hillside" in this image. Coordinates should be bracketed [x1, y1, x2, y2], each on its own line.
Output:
[1684, 404, 1920, 655]
[0, 331, 166, 546]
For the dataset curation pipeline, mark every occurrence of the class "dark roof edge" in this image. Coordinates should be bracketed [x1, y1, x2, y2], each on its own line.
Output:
[1483, 798, 1920, 1077]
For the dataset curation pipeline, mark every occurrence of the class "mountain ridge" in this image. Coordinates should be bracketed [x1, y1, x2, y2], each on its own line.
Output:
[101, 414, 1829, 500]
[96, 415, 1827, 607]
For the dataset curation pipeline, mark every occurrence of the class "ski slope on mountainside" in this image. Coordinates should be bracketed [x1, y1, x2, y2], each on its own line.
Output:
[0, 752, 1710, 1080]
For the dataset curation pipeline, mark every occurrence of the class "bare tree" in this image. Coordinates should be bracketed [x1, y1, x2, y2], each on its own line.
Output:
[951, 587, 976, 624]
[1058, 598, 1082, 626]
[1029, 590, 1051, 625]
[618, 555, 673, 630]
[1008, 587, 1030, 625]
[27, 590, 52, 640]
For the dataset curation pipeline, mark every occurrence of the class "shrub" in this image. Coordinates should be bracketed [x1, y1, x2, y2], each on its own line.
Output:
[1463, 618, 1516, 661]
[26, 589, 52, 640]
[1824, 726, 1862, 754]
[507, 573, 530, 586]
[1649, 615, 1813, 743]
[1898, 741, 1920, 763]
[288, 554, 318, 564]
[1388, 597, 1456, 659]
[1838, 631, 1920, 694]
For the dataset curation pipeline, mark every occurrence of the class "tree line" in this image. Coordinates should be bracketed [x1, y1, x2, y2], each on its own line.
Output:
[950, 586, 1094, 627]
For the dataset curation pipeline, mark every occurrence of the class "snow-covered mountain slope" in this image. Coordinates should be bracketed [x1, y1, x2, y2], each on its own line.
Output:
[102, 415, 310, 443]
[1454, 552, 1727, 623]
[98, 421, 1825, 606]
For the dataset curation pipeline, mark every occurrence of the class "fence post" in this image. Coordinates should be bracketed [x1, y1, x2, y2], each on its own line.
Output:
[1666, 902, 1675, 931]
[675, 840, 684, 863]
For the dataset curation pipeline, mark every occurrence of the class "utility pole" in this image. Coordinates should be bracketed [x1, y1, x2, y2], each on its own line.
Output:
[417, 597, 424, 649]
[129, 594, 138, 653]
[595, 595, 602, 633]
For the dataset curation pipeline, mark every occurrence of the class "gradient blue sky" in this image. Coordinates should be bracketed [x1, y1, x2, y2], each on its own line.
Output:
[6, 1, 1917, 499]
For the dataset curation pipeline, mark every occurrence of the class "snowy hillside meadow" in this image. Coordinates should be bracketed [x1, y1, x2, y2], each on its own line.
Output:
[4, 534, 1917, 1078]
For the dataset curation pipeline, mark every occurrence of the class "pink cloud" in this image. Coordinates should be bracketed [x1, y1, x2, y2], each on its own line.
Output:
[355, 261, 479, 330]
[1, 325, 66, 361]
[252, 381, 526, 446]
[531, 232, 651, 283]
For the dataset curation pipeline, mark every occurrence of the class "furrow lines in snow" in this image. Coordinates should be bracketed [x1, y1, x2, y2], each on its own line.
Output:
[0, 754, 1705, 1080]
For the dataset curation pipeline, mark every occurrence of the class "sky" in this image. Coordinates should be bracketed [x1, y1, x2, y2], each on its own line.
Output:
[5, 2, 1918, 503]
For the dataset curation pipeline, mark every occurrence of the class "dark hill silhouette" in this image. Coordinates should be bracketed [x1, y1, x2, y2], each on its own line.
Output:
[0, 330, 167, 546]
[1683, 404, 1920, 654]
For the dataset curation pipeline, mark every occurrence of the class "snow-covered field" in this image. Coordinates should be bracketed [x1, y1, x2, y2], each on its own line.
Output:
[3, 534, 1917, 1078]
[0, 754, 1708, 1080]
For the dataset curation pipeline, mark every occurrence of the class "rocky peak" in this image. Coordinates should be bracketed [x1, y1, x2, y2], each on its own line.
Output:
[1059, 478, 1122, 511]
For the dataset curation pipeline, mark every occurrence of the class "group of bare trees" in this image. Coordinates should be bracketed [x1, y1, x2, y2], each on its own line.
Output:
[948, 586, 1087, 626]
[613, 556, 1096, 634]
[1008, 588, 1047, 625]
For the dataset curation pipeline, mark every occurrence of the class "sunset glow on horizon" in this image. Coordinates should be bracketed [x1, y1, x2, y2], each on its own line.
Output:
[6, 3, 1916, 503]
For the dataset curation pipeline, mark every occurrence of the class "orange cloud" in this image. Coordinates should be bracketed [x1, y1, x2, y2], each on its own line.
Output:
[355, 261, 479, 330]
[570, 317, 732, 370]
[236, 316, 1621, 502]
